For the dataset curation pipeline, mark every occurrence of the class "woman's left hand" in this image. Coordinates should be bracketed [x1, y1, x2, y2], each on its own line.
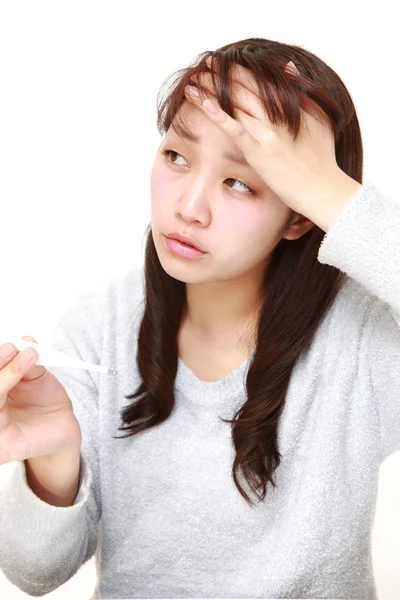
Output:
[184, 57, 361, 218]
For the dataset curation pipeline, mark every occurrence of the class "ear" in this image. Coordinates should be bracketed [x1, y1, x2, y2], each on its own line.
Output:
[282, 213, 316, 241]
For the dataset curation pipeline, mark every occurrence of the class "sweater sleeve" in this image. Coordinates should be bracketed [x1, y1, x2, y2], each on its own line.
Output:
[0, 286, 105, 596]
[317, 181, 400, 461]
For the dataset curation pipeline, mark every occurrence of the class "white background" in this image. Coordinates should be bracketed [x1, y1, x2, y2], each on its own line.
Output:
[0, 1, 399, 598]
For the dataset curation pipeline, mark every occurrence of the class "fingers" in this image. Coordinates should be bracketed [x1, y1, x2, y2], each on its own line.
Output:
[190, 56, 298, 124]
[18, 336, 47, 381]
[184, 85, 260, 161]
[205, 55, 261, 97]
[0, 342, 38, 409]
[0, 341, 38, 372]
[189, 71, 265, 121]
[0, 335, 46, 394]
[205, 55, 300, 94]
[203, 55, 329, 128]
[203, 55, 294, 116]
[184, 55, 333, 168]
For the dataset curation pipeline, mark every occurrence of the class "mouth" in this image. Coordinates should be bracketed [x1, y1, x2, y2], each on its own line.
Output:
[165, 233, 206, 253]
[164, 235, 207, 259]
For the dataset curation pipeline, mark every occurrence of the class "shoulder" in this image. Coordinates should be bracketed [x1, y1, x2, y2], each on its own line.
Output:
[100, 266, 146, 327]
[101, 266, 145, 304]
[329, 275, 400, 371]
[325, 275, 378, 335]
[60, 267, 145, 330]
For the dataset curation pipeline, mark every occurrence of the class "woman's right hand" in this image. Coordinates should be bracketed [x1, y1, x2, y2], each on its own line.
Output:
[0, 336, 82, 466]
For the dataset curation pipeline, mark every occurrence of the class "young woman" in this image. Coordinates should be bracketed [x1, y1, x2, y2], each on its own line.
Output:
[1, 37, 399, 600]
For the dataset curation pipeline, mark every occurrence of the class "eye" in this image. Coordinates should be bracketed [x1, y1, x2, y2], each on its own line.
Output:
[225, 178, 257, 196]
[161, 149, 188, 166]
[161, 149, 257, 196]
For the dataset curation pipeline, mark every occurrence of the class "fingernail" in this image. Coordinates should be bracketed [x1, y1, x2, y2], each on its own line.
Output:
[185, 85, 199, 100]
[286, 61, 300, 75]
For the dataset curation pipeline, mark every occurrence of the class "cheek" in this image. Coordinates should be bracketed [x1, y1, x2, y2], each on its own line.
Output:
[228, 205, 262, 235]
[150, 165, 176, 202]
[225, 205, 279, 257]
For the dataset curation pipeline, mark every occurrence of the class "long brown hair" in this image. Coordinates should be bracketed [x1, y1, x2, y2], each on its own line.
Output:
[113, 37, 363, 506]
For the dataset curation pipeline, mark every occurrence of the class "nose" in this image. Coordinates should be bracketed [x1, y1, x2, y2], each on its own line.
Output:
[175, 176, 212, 226]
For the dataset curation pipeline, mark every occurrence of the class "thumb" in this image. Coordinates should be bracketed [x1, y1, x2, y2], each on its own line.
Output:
[20, 335, 48, 381]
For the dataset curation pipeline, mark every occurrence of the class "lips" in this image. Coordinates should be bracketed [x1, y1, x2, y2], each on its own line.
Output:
[165, 233, 206, 253]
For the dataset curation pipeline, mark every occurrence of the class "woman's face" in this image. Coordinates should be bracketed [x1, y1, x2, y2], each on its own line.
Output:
[150, 100, 314, 284]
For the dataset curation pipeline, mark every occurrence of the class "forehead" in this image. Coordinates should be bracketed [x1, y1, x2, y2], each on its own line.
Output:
[168, 101, 230, 144]
[166, 101, 249, 165]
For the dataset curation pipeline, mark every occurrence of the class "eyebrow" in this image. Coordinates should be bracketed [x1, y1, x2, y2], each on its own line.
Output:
[170, 124, 250, 167]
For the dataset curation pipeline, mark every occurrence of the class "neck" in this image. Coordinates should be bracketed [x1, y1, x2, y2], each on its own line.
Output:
[181, 270, 264, 351]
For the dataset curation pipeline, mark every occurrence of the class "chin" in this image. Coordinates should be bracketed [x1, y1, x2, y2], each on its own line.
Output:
[156, 253, 212, 285]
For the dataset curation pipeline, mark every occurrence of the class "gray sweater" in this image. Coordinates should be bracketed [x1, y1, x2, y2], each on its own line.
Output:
[0, 181, 399, 599]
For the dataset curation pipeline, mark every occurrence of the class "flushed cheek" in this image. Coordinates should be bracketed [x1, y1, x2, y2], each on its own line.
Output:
[229, 206, 262, 236]
[225, 208, 274, 258]
[213, 212, 254, 256]
[150, 168, 177, 202]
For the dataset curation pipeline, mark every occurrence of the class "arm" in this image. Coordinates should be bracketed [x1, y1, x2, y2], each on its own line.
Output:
[310, 180, 400, 459]
[311, 180, 400, 325]
[0, 289, 104, 595]
[25, 444, 82, 508]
